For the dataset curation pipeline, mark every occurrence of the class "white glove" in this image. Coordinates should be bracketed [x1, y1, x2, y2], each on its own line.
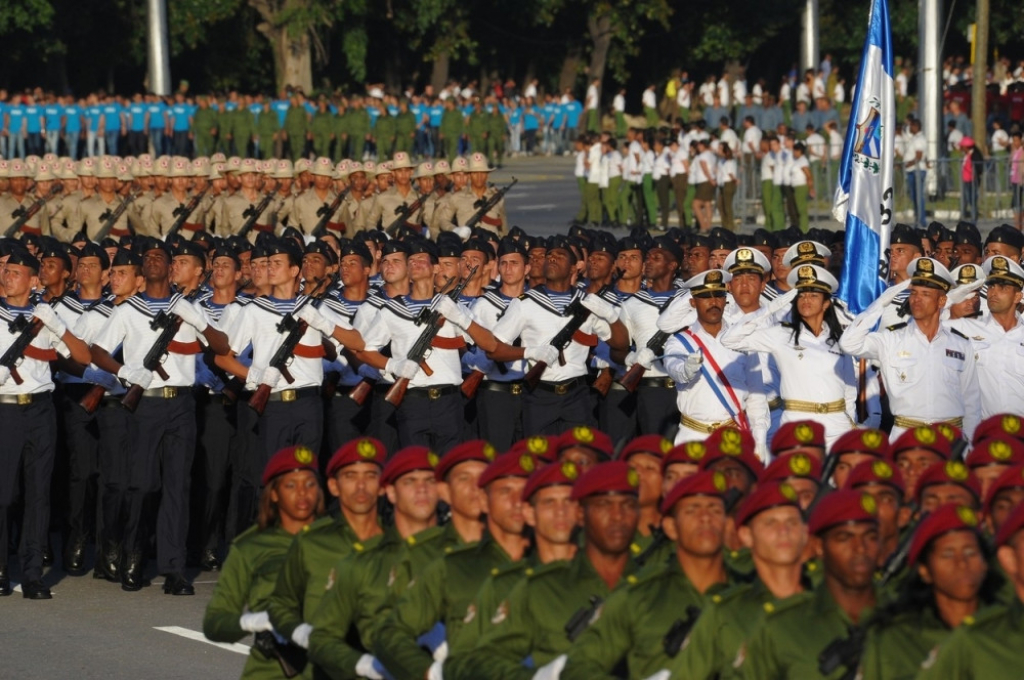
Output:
[385, 357, 420, 380]
[426, 659, 445, 680]
[767, 288, 798, 315]
[433, 295, 473, 331]
[239, 611, 272, 633]
[355, 654, 386, 680]
[0, 366, 10, 386]
[83, 366, 120, 392]
[117, 365, 153, 390]
[170, 298, 208, 332]
[291, 622, 313, 649]
[877, 278, 912, 307]
[635, 347, 657, 370]
[642, 672, 671, 680]
[432, 640, 449, 663]
[297, 305, 336, 337]
[681, 351, 703, 382]
[945, 279, 985, 308]
[524, 345, 559, 366]
[581, 293, 620, 323]
[246, 365, 282, 391]
[532, 654, 567, 680]
[31, 304, 67, 337]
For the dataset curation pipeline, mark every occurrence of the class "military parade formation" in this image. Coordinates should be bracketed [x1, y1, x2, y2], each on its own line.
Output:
[0, 142, 1024, 679]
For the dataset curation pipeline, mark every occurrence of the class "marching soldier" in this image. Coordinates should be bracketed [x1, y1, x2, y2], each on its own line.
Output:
[220, 159, 272, 237]
[76, 158, 134, 240]
[0, 160, 51, 237]
[290, 157, 346, 236]
[364, 152, 425, 234]
[144, 157, 208, 238]
[451, 153, 508, 234]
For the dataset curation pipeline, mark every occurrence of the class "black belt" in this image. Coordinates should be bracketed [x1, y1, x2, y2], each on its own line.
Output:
[638, 377, 676, 389]
[140, 386, 191, 399]
[480, 380, 525, 396]
[0, 392, 51, 406]
[404, 385, 459, 400]
[267, 387, 320, 402]
[533, 376, 586, 395]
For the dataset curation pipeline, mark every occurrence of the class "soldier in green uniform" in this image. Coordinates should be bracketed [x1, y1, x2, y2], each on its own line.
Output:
[310, 97, 335, 160]
[193, 96, 219, 158]
[202, 446, 325, 680]
[266, 437, 388, 671]
[393, 100, 417, 156]
[439, 99, 464, 161]
[650, 480, 811, 680]
[841, 459, 910, 572]
[737, 489, 880, 680]
[254, 99, 280, 161]
[860, 503, 999, 680]
[234, 96, 256, 157]
[348, 98, 371, 162]
[332, 102, 350, 163]
[374, 107, 396, 160]
[560, 470, 738, 680]
[466, 100, 489, 157]
[917, 501, 1024, 678]
[487, 102, 507, 168]
[374, 451, 533, 680]
[284, 93, 311, 162]
[456, 461, 641, 680]
[217, 98, 235, 155]
[306, 446, 441, 680]
[619, 435, 671, 556]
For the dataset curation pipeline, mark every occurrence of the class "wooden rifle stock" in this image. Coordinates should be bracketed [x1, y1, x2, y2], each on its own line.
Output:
[347, 379, 374, 406]
[79, 384, 107, 415]
[460, 369, 486, 399]
[591, 367, 613, 397]
[856, 358, 868, 424]
[248, 382, 273, 416]
[383, 377, 410, 406]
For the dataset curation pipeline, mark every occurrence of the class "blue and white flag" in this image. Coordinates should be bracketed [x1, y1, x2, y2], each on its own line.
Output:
[833, 0, 895, 314]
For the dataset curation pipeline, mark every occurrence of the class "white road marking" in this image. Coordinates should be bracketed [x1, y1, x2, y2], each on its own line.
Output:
[518, 204, 557, 211]
[155, 626, 251, 655]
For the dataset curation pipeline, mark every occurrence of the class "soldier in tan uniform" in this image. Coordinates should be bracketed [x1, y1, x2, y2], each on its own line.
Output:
[353, 160, 381, 233]
[50, 160, 82, 242]
[451, 152, 508, 234]
[144, 157, 209, 239]
[219, 158, 271, 238]
[0, 160, 51, 237]
[289, 156, 346, 236]
[77, 157, 134, 239]
[432, 156, 467, 232]
[204, 162, 230, 232]
[338, 161, 373, 232]
[413, 162, 442, 239]
[363, 152, 425, 235]
[267, 159, 296, 232]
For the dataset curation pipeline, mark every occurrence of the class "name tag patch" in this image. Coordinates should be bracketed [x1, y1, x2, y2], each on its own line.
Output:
[945, 349, 965, 360]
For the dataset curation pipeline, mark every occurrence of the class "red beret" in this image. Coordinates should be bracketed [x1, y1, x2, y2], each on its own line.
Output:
[967, 436, 1024, 469]
[890, 426, 952, 460]
[381, 446, 436, 486]
[662, 440, 709, 472]
[571, 461, 640, 501]
[522, 460, 580, 501]
[973, 413, 1024, 445]
[434, 439, 498, 481]
[618, 435, 673, 461]
[808, 489, 879, 535]
[914, 461, 981, 506]
[829, 428, 890, 458]
[934, 422, 965, 446]
[660, 470, 729, 514]
[557, 426, 613, 460]
[326, 437, 386, 477]
[908, 503, 982, 566]
[262, 445, 319, 486]
[761, 452, 823, 484]
[734, 481, 801, 527]
[699, 426, 765, 478]
[983, 464, 1024, 516]
[477, 450, 536, 488]
[842, 459, 905, 495]
[507, 435, 556, 463]
[995, 500, 1024, 547]
[770, 420, 826, 455]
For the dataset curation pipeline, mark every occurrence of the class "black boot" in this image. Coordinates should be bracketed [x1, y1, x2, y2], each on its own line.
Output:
[199, 548, 221, 572]
[0, 565, 10, 596]
[63, 534, 88, 576]
[120, 551, 146, 592]
[93, 541, 120, 582]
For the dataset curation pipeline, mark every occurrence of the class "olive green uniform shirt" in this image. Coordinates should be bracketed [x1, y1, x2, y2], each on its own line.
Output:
[915, 597, 1024, 679]
[858, 605, 957, 680]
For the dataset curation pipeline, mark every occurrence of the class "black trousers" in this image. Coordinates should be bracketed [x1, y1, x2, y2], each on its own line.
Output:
[395, 388, 463, 453]
[196, 391, 237, 553]
[522, 382, 596, 436]
[324, 390, 373, 457]
[636, 383, 680, 435]
[0, 398, 57, 580]
[228, 400, 262, 539]
[95, 397, 132, 546]
[598, 385, 638, 440]
[258, 393, 323, 463]
[476, 385, 524, 452]
[124, 393, 196, 574]
[59, 387, 101, 545]
[369, 384, 401, 455]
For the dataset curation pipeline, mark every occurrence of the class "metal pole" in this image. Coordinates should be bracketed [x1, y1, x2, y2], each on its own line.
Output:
[801, 0, 820, 74]
[147, 0, 172, 95]
[919, 0, 942, 195]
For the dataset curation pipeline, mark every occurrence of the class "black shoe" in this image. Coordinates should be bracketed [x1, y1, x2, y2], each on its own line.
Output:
[42, 544, 54, 567]
[121, 552, 145, 592]
[0, 566, 10, 596]
[199, 549, 221, 572]
[93, 541, 120, 582]
[63, 535, 88, 576]
[163, 573, 195, 596]
[22, 579, 52, 600]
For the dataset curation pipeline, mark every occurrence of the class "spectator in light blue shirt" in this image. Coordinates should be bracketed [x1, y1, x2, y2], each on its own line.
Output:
[63, 96, 84, 160]
[0, 98, 7, 159]
[101, 95, 123, 155]
[169, 92, 194, 157]
[271, 90, 291, 126]
[23, 96, 45, 156]
[43, 97, 63, 156]
[7, 100, 27, 159]
[84, 94, 104, 157]
[562, 93, 582, 151]
[126, 93, 148, 156]
[146, 94, 168, 156]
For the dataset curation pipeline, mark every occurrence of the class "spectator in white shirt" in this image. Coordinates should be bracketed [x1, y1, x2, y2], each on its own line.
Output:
[717, 117, 740, 155]
[653, 136, 674, 228]
[741, 116, 764, 159]
[613, 88, 627, 138]
[603, 137, 625, 226]
[716, 144, 739, 230]
[789, 141, 814, 232]
[691, 138, 717, 231]
[642, 85, 658, 127]
[670, 138, 690, 227]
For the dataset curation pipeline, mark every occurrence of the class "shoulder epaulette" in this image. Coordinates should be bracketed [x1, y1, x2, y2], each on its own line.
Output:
[780, 321, 794, 328]
[886, 321, 908, 331]
[524, 559, 568, 580]
[949, 327, 968, 340]
[761, 589, 814, 617]
[405, 525, 445, 548]
[710, 581, 755, 604]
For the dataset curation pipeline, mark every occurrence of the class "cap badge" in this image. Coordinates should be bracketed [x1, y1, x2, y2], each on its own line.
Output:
[519, 454, 535, 473]
[872, 460, 894, 479]
[356, 439, 378, 459]
[294, 446, 314, 464]
[561, 461, 579, 480]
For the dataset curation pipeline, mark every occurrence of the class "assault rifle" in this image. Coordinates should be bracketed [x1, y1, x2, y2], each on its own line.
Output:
[165, 186, 211, 238]
[384, 187, 434, 236]
[618, 292, 682, 392]
[94, 189, 142, 242]
[237, 192, 276, 240]
[4, 184, 62, 238]
[464, 178, 517, 231]
[312, 188, 350, 235]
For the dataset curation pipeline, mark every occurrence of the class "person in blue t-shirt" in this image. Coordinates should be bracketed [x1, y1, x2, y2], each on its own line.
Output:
[562, 93, 582, 151]
[522, 97, 541, 154]
[507, 101, 522, 154]
[169, 92, 194, 157]
[126, 93, 148, 156]
[428, 98, 444, 158]
[101, 95, 124, 156]
[62, 96, 84, 160]
[0, 100, 7, 160]
[23, 96, 45, 156]
[43, 97, 63, 156]
[271, 90, 291, 127]
[6, 100, 27, 159]
[145, 94, 169, 156]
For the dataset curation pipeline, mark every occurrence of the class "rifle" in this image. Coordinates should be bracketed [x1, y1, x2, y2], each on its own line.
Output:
[345, 346, 376, 406]
[618, 292, 682, 392]
[120, 272, 212, 412]
[565, 595, 604, 642]
[165, 186, 210, 238]
[252, 632, 306, 678]
[384, 187, 434, 236]
[878, 508, 925, 588]
[817, 623, 867, 680]
[464, 177, 517, 231]
[524, 274, 620, 389]
[663, 605, 703, 658]
[237, 192, 276, 240]
[384, 267, 478, 407]
[4, 184, 62, 238]
[248, 274, 339, 416]
[94, 189, 141, 242]
[0, 287, 74, 384]
[313, 188, 350, 235]
[856, 358, 869, 423]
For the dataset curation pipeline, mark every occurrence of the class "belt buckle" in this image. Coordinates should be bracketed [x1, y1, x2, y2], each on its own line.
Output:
[554, 383, 568, 395]
[510, 383, 523, 396]
[815, 403, 828, 414]
[162, 386, 178, 399]
[664, 379, 675, 389]
[281, 389, 297, 403]
[428, 387, 441, 400]
[17, 394, 32, 406]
